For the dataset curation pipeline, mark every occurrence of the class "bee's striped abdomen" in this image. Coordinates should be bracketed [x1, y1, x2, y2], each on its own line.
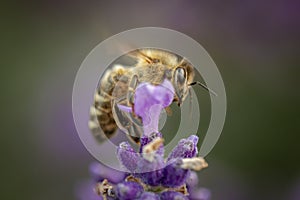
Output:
[89, 65, 128, 143]
[89, 91, 117, 142]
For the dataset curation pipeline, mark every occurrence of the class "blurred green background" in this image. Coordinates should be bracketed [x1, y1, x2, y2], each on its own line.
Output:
[1, 0, 299, 199]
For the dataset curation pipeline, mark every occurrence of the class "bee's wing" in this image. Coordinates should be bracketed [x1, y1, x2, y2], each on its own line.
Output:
[112, 98, 143, 140]
[127, 49, 153, 64]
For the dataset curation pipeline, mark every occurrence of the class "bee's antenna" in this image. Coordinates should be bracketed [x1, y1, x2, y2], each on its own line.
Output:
[189, 81, 218, 96]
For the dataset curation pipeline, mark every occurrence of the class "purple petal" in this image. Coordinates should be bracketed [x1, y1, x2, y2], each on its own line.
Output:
[153, 79, 175, 107]
[142, 104, 164, 136]
[189, 188, 211, 200]
[160, 191, 188, 200]
[134, 79, 175, 136]
[161, 159, 189, 187]
[115, 181, 144, 200]
[117, 142, 140, 172]
[136, 155, 165, 186]
[137, 192, 160, 200]
[167, 135, 199, 161]
[186, 171, 199, 189]
[89, 162, 125, 184]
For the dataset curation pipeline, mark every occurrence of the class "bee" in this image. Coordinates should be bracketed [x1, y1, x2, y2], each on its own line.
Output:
[88, 48, 213, 144]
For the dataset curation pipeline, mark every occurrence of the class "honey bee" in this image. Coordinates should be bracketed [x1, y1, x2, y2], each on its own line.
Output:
[88, 48, 212, 144]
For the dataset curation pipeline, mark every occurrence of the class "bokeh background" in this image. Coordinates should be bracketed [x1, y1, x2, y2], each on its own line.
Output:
[1, 0, 299, 199]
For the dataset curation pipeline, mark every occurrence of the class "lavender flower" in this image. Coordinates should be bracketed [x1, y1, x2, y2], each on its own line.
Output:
[167, 135, 199, 161]
[77, 80, 209, 200]
[115, 181, 143, 200]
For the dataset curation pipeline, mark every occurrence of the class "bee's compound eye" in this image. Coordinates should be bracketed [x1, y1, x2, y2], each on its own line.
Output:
[175, 67, 186, 85]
